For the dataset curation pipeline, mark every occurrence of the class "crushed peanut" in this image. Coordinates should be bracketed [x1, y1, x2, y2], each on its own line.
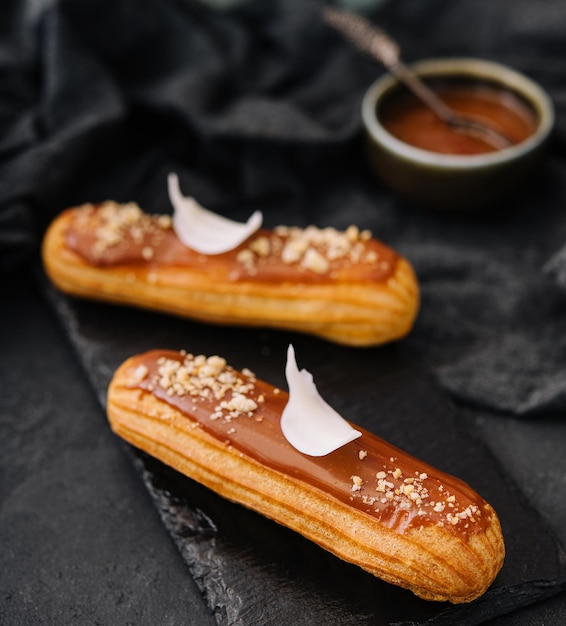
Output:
[249, 236, 271, 257]
[351, 475, 364, 492]
[351, 460, 482, 529]
[73, 203, 388, 278]
[74, 201, 172, 260]
[141, 246, 154, 260]
[238, 223, 379, 275]
[132, 364, 149, 383]
[140, 349, 483, 533]
[153, 353, 258, 423]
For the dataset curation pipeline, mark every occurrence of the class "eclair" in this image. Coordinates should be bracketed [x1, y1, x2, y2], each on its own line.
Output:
[41, 189, 419, 347]
[107, 347, 505, 603]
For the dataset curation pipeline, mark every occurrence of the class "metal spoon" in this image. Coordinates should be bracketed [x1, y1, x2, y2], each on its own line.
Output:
[324, 7, 513, 150]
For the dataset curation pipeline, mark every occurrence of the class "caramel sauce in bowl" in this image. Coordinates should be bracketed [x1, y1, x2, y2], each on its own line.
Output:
[362, 58, 554, 211]
[380, 81, 537, 155]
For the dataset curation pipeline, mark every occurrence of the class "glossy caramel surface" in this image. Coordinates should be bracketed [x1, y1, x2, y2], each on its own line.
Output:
[64, 203, 398, 284]
[126, 350, 492, 538]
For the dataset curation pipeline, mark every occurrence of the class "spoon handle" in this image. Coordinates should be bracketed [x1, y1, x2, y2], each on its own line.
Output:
[388, 60, 457, 124]
[324, 7, 512, 149]
[324, 7, 398, 66]
[385, 60, 513, 148]
[323, 7, 455, 123]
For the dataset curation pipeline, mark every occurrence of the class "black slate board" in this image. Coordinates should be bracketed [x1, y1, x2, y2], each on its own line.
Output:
[41, 279, 566, 626]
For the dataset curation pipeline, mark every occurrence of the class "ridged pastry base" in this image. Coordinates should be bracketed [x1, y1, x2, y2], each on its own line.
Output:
[107, 359, 505, 604]
[42, 210, 419, 347]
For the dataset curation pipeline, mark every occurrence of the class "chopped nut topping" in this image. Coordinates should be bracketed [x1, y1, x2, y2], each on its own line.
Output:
[223, 393, 258, 414]
[153, 354, 258, 423]
[343, 457, 482, 529]
[249, 236, 271, 257]
[76, 201, 171, 260]
[351, 475, 364, 492]
[345, 225, 359, 243]
[73, 203, 390, 282]
[236, 249, 255, 268]
[236, 223, 376, 275]
[301, 248, 329, 274]
[140, 349, 483, 534]
[282, 238, 308, 264]
[157, 215, 172, 229]
[132, 365, 148, 382]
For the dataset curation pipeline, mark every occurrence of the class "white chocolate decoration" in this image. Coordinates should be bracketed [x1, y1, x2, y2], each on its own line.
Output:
[168, 172, 263, 255]
[281, 344, 362, 456]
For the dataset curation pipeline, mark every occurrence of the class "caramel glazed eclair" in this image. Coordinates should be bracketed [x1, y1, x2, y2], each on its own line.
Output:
[41, 199, 419, 347]
[107, 348, 505, 604]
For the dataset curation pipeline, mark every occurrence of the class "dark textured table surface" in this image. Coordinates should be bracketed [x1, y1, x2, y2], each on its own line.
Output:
[1, 264, 565, 626]
[0, 267, 215, 626]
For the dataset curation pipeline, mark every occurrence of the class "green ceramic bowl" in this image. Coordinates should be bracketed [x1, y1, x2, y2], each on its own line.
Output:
[361, 58, 555, 211]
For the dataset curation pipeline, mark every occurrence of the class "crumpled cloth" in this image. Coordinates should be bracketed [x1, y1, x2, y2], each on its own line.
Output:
[2, 0, 566, 416]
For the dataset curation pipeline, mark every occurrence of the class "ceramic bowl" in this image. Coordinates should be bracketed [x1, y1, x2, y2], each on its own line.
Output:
[361, 58, 555, 211]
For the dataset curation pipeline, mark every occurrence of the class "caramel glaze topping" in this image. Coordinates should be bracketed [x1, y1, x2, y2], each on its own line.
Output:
[64, 202, 398, 284]
[126, 350, 492, 539]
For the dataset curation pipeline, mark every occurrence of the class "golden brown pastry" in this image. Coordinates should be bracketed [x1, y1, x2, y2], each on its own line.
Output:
[41, 201, 419, 346]
[107, 348, 505, 603]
